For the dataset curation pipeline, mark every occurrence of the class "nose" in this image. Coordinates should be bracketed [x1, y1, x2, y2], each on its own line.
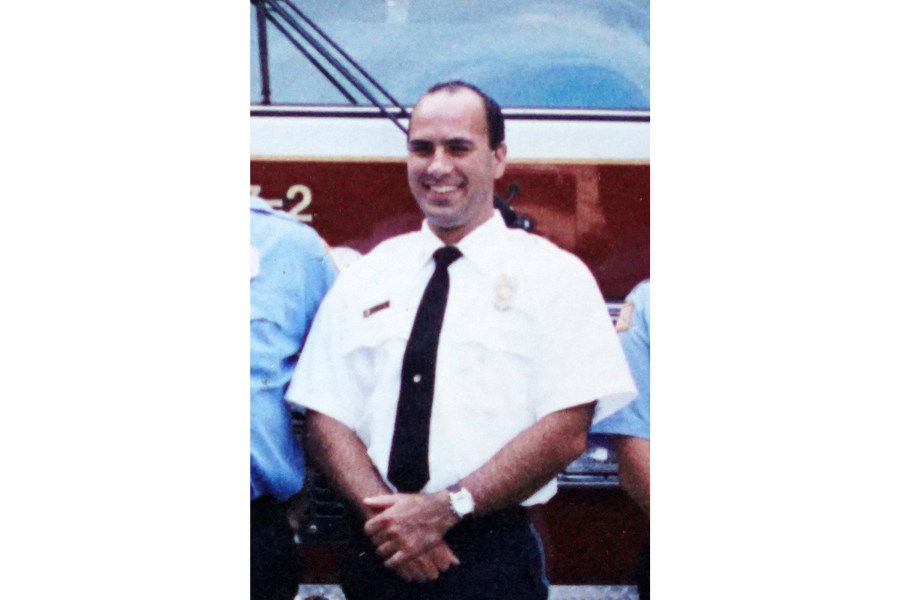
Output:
[426, 147, 453, 177]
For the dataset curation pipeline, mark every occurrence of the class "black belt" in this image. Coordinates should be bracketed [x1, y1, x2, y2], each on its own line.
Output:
[347, 504, 530, 548]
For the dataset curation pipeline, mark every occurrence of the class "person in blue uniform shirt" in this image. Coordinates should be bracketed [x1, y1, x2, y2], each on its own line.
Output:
[593, 279, 650, 598]
[250, 195, 336, 600]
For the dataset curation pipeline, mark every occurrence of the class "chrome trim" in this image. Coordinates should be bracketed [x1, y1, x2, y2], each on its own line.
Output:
[250, 104, 649, 122]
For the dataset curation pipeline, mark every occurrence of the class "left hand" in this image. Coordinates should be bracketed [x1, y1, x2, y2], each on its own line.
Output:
[363, 492, 458, 568]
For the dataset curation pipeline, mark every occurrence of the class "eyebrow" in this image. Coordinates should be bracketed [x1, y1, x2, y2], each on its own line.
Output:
[407, 137, 476, 150]
[445, 137, 475, 148]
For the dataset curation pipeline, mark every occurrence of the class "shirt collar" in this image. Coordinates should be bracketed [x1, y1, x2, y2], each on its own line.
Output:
[250, 195, 272, 213]
[414, 210, 508, 271]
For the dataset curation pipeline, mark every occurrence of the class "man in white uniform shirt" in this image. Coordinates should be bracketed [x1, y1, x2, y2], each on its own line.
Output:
[286, 81, 636, 599]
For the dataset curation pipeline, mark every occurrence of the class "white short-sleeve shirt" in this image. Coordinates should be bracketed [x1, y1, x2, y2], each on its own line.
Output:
[286, 211, 636, 505]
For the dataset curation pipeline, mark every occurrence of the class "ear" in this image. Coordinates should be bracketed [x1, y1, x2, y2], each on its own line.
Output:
[492, 142, 508, 179]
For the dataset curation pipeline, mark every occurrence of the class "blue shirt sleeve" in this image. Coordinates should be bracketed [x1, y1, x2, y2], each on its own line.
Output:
[592, 280, 650, 439]
[250, 200, 337, 501]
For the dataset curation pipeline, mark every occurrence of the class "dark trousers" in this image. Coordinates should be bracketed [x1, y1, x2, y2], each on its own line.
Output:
[251, 495, 301, 600]
[340, 507, 548, 600]
[635, 538, 650, 600]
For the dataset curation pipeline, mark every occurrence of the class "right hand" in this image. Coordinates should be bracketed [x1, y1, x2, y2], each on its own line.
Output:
[391, 540, 460, 583]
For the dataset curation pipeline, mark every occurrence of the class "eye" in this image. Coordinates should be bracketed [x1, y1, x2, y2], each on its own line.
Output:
[408, 141, 433, 156]
[447, 143, 471, 156]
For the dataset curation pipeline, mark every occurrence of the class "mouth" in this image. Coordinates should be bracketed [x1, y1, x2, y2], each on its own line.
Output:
[430, 185, 458, 193]
[422, 181, 464, 198]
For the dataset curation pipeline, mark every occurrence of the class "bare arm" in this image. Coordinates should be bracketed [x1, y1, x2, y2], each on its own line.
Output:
[304, 410, 459, 581]
[613, 435, 650, 514]
[459, 401, 595, 514]
[364, 401, 596, 566]
[305, 410, 390, 520]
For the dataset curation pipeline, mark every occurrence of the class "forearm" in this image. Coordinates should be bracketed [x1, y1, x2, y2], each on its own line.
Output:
[305, 410, 392, 519]
[458, 402, 595, 516]
[362, 404, 594, 570]
[613, 435, 650, 514]
[306, 411, 460, 578]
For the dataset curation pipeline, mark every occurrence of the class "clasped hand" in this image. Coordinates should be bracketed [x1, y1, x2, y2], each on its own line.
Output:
[362, 492, 460, 583]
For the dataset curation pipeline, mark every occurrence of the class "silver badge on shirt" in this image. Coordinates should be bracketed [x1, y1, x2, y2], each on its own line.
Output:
[492, 274, 518, 311]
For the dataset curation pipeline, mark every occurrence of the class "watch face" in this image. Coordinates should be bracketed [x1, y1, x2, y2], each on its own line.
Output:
[451, 488, 474, 516]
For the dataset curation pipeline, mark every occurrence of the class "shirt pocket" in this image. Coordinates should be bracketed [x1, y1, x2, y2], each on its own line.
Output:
[442, 309, 537, 423]
[339, 303, 413, 397]
[251, 287, 303, 341]
[251, 288, 284, 324]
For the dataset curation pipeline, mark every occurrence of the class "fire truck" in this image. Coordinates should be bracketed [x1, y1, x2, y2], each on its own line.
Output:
[251, 0, 650, 588]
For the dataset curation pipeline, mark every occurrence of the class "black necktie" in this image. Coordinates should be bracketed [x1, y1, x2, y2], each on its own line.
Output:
[387, 246, 463, 492]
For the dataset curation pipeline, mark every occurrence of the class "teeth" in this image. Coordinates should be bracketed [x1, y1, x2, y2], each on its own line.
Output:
[431, 185, 456, 193]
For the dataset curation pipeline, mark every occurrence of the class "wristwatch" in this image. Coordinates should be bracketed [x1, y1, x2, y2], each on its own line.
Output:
[447, 483, 475, 520]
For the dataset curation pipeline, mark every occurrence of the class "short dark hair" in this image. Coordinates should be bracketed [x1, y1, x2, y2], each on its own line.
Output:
[420, 80, 505, 150]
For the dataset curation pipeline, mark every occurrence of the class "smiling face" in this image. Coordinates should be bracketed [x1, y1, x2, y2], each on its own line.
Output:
[406, 88, 507, 244]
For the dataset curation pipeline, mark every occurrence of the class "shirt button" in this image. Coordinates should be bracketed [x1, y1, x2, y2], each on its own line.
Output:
[413, 374, 422, 383]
